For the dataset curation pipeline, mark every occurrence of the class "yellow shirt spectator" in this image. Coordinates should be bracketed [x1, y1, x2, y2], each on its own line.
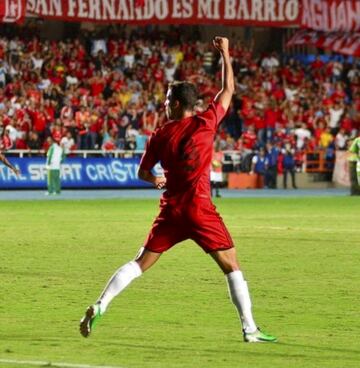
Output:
[320, 130, 333, 148]
[117, 87, 132, 108]
[174, 49, 184, 66]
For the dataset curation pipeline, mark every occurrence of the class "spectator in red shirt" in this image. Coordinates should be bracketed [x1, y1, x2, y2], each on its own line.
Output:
[32, 106, 48, 141]
[242, 125, 257, 152]
[253, 109, 266, 145]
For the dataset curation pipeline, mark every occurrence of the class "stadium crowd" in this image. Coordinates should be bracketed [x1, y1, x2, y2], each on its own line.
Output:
[0, 26, 359, 183]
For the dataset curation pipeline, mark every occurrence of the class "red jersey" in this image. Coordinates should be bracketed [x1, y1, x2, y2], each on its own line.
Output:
[242, 131, 257, 150]
[140, 102, 226, 200]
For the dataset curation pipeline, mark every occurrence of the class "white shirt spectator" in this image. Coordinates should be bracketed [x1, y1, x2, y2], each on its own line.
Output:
[141, 45, 151, 57]
[0, 62, 7, 86]
[31, 56, 44, 70]
[8, 39, 20, 52]
[165, 63, 176, 82]
[5, 124, 18, 143]
[6, 103, 15, 117]
[130, 91, 141, 104]
[294, 126, 311, 149]
[332, 62, 343, 78]
[161, 49, 170, 63]
[262, 80, 272, 92]
[91, 39, 107, 56]
[10, 97, 21, 111]
[126, 127, 139, 140]
[38, 78, 51, 90]
[347, 67, 359, 81]
[66, 75, 79, 86]
[60, 135, 75, 154]
[335, 131, 347, 150]
[329, 107, 344, 128]
[123, 53, 135, 68]
[9, 64, 19, 77]
[285, 86, 298, 101]
[261, 56, 279, 70]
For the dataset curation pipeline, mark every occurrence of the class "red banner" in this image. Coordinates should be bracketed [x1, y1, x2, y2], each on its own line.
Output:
[0, 0, 25, 23]
[25, 0, 300, 26]
[301, 0, 360, 32]
[287, 29, 360, 57]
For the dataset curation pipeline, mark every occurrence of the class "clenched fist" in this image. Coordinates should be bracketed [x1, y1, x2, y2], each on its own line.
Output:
[154, 176, 166, 189]
[213, 37, 229, 54]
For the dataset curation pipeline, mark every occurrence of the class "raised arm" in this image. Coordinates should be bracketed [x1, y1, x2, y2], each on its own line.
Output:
[213, 37, 235, 112]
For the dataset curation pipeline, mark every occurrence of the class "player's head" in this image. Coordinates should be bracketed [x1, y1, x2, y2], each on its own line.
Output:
[165, 81, 198, 120]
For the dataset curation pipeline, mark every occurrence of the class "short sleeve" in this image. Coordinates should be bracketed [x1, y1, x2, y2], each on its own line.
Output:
[139, 132, 158, 170]
[196, 101, 227, 131]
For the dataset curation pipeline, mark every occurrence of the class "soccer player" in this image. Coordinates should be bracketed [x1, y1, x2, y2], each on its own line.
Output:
[0, 151, 20, 176]
[46, 137, 65, 195]
[80, 37, 277, 343]
[348, 135, 360, 195]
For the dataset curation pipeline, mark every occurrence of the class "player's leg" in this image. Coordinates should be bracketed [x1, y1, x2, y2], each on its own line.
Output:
[96, 248, 161, 314]
[210, 248, 257, 333]
[189, 208, 258, 336]
[215, 181, 221, 197]
[80, 248, 161, 337]
[54, 170, 61, 194]
[189, 201, 276, 343]
[210, 248, 277, 342]
[47, 170, 53, 194]
[283, 169, 288, 189]
[291, 168, 297, 189]
[80, 209, 186, 338]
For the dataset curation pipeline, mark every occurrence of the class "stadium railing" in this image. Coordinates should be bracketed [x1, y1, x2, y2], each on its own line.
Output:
[304, 150, 335, 173]
[7, 149, 242, 162]
[6, 149, 146, 158]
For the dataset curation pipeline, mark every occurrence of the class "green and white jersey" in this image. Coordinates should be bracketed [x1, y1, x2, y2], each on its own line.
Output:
[46, 143, 65, 170]
[349, 137, 360, 162]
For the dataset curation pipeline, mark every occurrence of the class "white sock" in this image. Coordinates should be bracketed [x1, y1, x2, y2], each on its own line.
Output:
[226, 270, 257, 333]
[96, 261, 142, 314]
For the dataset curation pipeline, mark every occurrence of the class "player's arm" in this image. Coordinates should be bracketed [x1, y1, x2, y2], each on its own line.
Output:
[213, 37, 235, 112]
[138, 133, 166, 189]
[138, 168, 166, 189]
[0, 151, 20, 176]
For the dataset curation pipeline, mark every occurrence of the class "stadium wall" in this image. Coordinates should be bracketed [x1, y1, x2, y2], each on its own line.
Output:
[19, 20, 285, 53]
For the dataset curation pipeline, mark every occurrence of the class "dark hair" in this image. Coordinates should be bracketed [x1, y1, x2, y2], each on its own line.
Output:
[168, 81, 198, 111]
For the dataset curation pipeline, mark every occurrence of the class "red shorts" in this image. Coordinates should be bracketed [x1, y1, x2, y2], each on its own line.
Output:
[143, 197, 234, 253]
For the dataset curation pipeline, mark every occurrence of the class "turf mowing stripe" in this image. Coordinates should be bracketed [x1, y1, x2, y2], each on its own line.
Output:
[0, 358, 127, 368]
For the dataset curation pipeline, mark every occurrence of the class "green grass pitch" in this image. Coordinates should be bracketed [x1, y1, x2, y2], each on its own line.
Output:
[0, 196, 359, 368]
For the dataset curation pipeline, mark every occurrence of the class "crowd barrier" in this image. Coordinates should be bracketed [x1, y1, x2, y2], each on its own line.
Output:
[0, 151, 163, 189]
[0, 149, 241, 189]
[1, 149, 343, 189]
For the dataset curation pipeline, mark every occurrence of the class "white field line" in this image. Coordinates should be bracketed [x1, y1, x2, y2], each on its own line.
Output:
[0, 358, 127, 368]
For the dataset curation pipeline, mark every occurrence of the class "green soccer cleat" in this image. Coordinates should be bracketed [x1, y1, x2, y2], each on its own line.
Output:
[79, 304, 101, 338]
[243, 328, 277, 343]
